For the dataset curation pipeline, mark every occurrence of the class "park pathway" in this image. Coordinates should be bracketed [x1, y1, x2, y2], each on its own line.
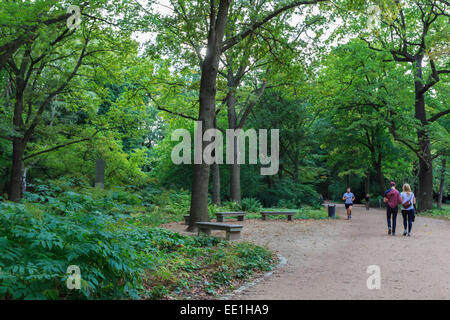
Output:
[230, 204, 450, 300]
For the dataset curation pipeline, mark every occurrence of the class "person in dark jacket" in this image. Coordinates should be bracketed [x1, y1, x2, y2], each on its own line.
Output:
[383, 182, 402, 236]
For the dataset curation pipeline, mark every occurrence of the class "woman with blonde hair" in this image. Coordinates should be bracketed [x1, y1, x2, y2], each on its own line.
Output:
[400, 184, 416, 237]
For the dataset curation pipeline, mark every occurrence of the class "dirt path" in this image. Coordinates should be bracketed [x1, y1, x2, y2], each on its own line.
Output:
[164, 204, 450, 299]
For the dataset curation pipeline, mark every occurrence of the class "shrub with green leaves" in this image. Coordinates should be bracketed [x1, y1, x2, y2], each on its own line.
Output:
[0, 201, 149, 299]
[0, 183, 276, 300]
[257, 180, 322, 209]
[239, 198, 262, 213]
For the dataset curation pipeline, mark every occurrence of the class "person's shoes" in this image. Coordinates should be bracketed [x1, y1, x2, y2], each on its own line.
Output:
[388, 228, 392, 235]
[403, 230, 407, 236]
[407, 233, 411, 237]
[392, 232, 395, 236]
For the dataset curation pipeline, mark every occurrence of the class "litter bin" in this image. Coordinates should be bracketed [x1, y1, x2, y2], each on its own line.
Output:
[328, 205, 336, 218]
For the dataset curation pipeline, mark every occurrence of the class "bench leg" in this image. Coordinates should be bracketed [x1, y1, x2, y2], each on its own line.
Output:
[184, 217, 189, 225]
[288, 215, 292, 221]
[237, 216, 244, 221]
[198, 228, 211, 236]
[217, 216, 223, 222]
[262, 215, 266, 221]
[226, 231, 241, 241]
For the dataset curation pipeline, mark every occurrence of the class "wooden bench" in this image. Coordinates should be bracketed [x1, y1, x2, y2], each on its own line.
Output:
[261, 211, 296, 221]
[196, 222, 243, 240]
[215, 212, 246, 222]
[183, 215, 190, 225]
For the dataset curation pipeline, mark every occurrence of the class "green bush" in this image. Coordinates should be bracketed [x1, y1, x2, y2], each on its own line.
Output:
[0, 202, 147, 299]
[0, 182, 276, 300]
[370, 196, 384, 208]
[257, 180, 321, 209]
[418, 205, 450, 219]
[239, 198, 262, 213]
[277, 199, 298, 209]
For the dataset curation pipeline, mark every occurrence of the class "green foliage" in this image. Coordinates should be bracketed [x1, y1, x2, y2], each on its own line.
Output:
[0, 202, 147, 299]
[134, 185, 191, 225]
[0, 0, 448, 301]
[248, 207, 328, 221]
[294, 207, 328, 220]
[146, 240, 274, 299]
[257, 180, 322, 209]
[239, 198, 263, 213]
[208, 198, 262, 216]
[0, 182, 275, 300]
[417, 205, 450, 220]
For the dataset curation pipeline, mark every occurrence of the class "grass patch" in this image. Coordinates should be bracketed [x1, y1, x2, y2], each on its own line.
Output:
[417, 204, 450, 220]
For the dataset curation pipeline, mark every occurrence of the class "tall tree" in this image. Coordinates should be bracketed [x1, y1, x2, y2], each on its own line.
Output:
[316, 41, 410, 193]
[218, 3, 320, 201]
[148, 0, 329, 230]
[359, 0, 449, 210]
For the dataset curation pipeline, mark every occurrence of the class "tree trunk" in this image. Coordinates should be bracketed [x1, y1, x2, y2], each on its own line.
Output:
[211, 162, 221, 205]
[417, 154, 433, 211]
[9, 87, 26, 202]
[370, 146, 384, 193]
[365, 169, 370, 194]
[412, 161, 419, 193]
[437, 158, 446, 210]
[414, 58, 434, 211]
[229, 159, 241, 202]
[9, 138, 25, 202]
[278, 162, 284, 180]
[188, 73, 216, 230]
[188, 0, 231, 231]
[375, 162, 384, 193]
[293, 161, 299, 183]
[227, 86, 241, 202]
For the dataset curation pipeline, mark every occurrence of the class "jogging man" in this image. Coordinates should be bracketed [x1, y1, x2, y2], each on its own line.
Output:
[342, 187, 355, 220]
[383, 181, 402, 235]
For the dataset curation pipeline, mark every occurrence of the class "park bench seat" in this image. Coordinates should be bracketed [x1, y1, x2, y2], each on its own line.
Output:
[215, 211, 246, 222]
[261, 211, 296, 221]
[196, 222, 243, 240]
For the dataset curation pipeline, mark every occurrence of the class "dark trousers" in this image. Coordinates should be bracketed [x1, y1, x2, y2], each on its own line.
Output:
[402, 209, 414, 233]
[365, 201, 370, 210]
[386, 206, 398, 233]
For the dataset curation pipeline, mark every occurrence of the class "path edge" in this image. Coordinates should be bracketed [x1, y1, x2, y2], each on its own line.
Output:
[219, 254, 288, 300]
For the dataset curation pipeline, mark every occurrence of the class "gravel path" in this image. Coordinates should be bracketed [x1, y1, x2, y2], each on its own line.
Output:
[163, 204, 450, 300]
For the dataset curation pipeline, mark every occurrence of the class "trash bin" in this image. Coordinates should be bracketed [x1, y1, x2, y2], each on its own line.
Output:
[328, 205, 336, 218]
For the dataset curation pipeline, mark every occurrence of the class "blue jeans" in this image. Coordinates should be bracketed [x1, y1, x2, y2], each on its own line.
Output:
[402, 209, 414, 233]
[387, 206, 398, 233]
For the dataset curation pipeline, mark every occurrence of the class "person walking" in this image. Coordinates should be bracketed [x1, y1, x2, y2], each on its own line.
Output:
[365, 193, 370, 210]
[342, 187, 355, 220]
[400, 184, 416, 237]
[383, 181, 402, 235]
